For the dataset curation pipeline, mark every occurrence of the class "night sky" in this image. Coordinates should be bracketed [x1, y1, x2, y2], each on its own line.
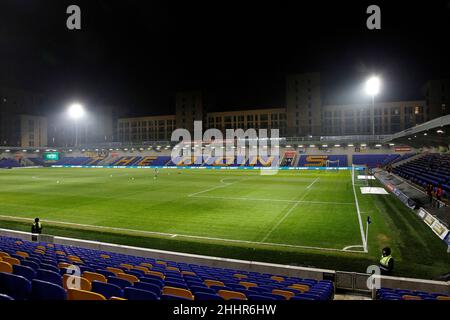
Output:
[0, 0, 449, 116]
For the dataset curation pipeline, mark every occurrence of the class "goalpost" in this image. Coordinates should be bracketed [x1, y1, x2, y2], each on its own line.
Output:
[325, 159, 340, 172]
[352, 164, 369, 187]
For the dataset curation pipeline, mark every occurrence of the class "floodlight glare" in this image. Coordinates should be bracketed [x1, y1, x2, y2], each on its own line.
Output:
[68, 103, 85, 119]
[365, 76, 381, 96]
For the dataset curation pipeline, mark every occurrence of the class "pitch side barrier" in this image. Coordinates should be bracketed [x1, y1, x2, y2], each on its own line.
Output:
[1, 227, 449, 296]
[51, 165, 364, 170]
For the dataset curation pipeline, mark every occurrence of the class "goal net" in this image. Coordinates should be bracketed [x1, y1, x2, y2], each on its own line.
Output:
[326, 160, 340, 172]
[352, 164, 369, 187]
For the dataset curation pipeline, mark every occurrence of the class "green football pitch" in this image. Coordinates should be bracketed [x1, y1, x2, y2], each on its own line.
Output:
[0, 168, 448, 279]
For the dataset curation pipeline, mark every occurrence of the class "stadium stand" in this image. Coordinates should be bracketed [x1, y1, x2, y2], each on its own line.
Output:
[297, 155, 347, 167]
[0, 236, 334, 301]
[376, 287, 450, 300]
[27, 157, 46, 166]
[0, 158, 21, 168]
[393, 153, 450, 196]
[352, 154, 400, 169]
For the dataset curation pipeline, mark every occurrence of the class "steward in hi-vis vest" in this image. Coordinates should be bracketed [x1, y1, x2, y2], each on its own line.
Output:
[31, 218, 43, 241]
[379, 247, 394, 275]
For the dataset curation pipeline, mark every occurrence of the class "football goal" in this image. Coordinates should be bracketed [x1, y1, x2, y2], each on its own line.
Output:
[326, 159, 340, 172]
[352, 164, 369, 187]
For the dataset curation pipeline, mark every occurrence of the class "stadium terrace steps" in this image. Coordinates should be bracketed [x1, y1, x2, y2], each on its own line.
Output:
[0, 236, 334, 301]
[390, 152, 419, 167]
[392, 153, 450, 195]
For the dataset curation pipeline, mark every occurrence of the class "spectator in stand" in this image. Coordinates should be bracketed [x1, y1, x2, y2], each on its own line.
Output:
[436, 185, 443, 203]
[426, 183, 434, 204]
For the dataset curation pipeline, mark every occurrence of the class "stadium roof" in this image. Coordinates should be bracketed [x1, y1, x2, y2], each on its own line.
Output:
[384, 115, 450, 148]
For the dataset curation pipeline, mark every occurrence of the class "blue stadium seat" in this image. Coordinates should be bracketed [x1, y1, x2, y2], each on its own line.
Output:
[194, 292, 223, 300]
[124, 287, 159, 300]
[0, 272, 32, 300]
[107, 276, 133, 289]
[133, 281, 161, 295]
[13, 264, 36, 281]
[31, 279, 67, 300]
[92, 281, 123, 299]
[36, 269, 62, 286]
[21, 260, 39, 270]
[0, 293, 14, 300]
[39, 263, 59, 273]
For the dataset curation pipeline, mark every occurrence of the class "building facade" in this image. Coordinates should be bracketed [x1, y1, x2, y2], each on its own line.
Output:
[0, 87, 47, 147]
[285, 72, 322, 136]
[206, 108, 287, 136]
[20, 115, 47, 147]
[117, 115, 176, 142]
[425, 79, 450, 119]
[175, 91, 205, 133]
[322, 100, 427, 135]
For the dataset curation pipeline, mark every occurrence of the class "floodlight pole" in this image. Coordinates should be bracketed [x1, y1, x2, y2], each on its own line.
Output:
[371, 94, 375, 138]
[74, 118, 78, 147]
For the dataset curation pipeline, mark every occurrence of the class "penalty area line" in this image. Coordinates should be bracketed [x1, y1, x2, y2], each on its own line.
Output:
[0, 215, 367, 254]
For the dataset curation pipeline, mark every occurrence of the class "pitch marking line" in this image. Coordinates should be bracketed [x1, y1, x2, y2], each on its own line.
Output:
[351, 171, 368, 253]
[187, 177, 247, 197]
[306, 177, 319, 189]
[190, 195, 354, 205]
[0, 215, 367, 254]
[260, 177, 318, 242]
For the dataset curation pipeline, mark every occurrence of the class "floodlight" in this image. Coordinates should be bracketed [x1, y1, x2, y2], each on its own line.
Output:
[68, 103, 85, 119]
[365, 76, 381, 96]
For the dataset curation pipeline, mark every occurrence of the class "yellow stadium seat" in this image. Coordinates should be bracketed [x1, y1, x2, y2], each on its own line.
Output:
[67, 288, 106, 300]
[0, 261, 13, 273]
[239, 281, 257, 289]
[3, 256, 20, 266]
[46, 244, 54, 248]
[272, 289, 294, 300]
[133, 266, 150, 274]
[106, 267, 123, 276]
[119, 263, 134, 270]
[436, 296, 450, 300]
[0, 252, 10, 259]
[140, 262, 153, 269]
[117, 273, 139, 284]
[58, 262, 72, 269]
[83, 271, 107, 283]
[155, 261, 167, 266]
[181, 271, 196, 277]
[36, 245, 46, 251]
[162, 286, 194, 300]
[15, 241, 23, 245]
[204, 280, 224, 288]
[15, 251, 29, 259]
[166, 266, 180, 272]
[63, 274, 92, 291]
[234, 274, 248, 280]
[147, 270, 165, 280]
[68, 256, 82, 263]
[110, 296, 127, 300]
[100, 254, 110, 259]
[288, 284, 310, 292]
[55, 250, 66, 256]
[218, 290, 247, 300]
[34, 249, 45, 255]
[402, 295, 422, 300]
[270, 276, 284, 282]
